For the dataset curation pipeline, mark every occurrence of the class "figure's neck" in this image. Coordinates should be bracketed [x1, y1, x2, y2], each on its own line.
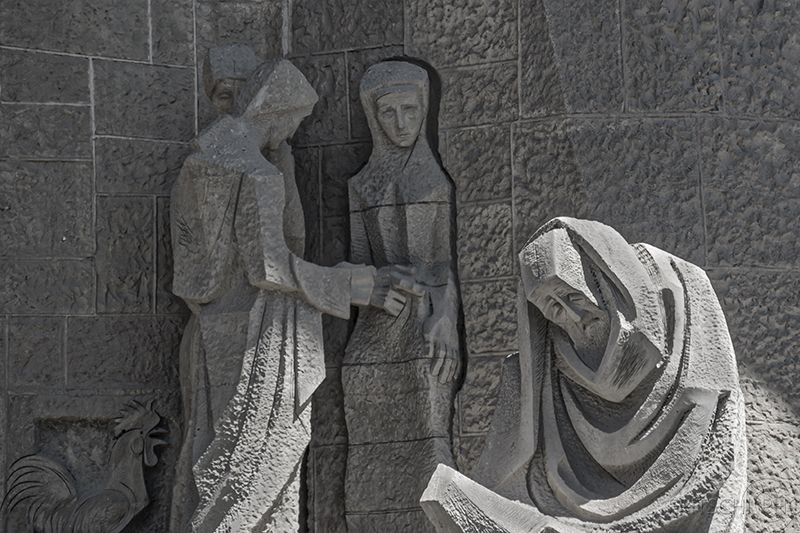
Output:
[105, 433, 149, 513]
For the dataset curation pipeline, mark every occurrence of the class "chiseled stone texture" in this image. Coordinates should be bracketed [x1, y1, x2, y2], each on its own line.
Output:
[321, 215, 349, 267]
[7, 317, 64, 389]
[406, 0, 517, 69]
[310, 367, 348, 447]
[0, 161, 93, 258]
[0, 260, 94, 315]
[623, 0, 722, 112]
[519, 0, 566, 118]
[0, 104, 91, 159]
[701, 118, 800, 268]
[457, 355, 505, 436]
[321, 143, 370, 218]
[293, 146, 322, 262]
[156, 197, 186, 315]
[151, 0, 193, 65]
[0, 0, 149, 60]
[0, 50, 89, 104]
[308, 445, 348, 533]
[96, 138, 189, 195]
[440, 63, 518, 128]
[453, 434, 486, 478]
[445, 125, 511, 204]
[456, 202, 514, 280]
[94, 60, 195, 141]
[346, 509, 433, 533]
[348, 46, 404, 140]
[293, 54, 349, 145]
[292, 0, 403, 55]
[96, 196, 154, 314]
[460, 279, 518, 356]
[196, 1, 282, 64]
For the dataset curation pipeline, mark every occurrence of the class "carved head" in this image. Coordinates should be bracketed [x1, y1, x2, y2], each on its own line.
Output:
[233, 59, 319, 150]
[360, 61, 429, 150]
[114, 400, 168, 468]
[203, 44, 258, 116]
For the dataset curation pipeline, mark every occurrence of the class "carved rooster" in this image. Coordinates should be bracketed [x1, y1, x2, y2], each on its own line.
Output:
[2, 400, 168, 533]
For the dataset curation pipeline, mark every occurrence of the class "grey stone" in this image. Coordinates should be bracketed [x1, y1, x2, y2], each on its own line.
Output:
[0, 161, 93, 258]
[307, 445, 348, 533]
[93, 60, 195, 141]
[95, 138, 190, 195]
[293, 53, 349, 145]
[347, 46, 404, 140]
[456, 201, 514, 280]
[67, 316, 182, 388]
[623, 0, 722, 112]
[457, 355, 505, 435]
[292, 0, 403, 55]
[0, 260, 94, 315]
[461, 279, 518, 356]
[152, 0, 193, 65]
[321, 215, 349, 266]
[0, 0, 149, 60]
[406, 0, 517, 69]
[196, 1, 283, 63]
[452, 434, 486, 478]
[445, 125, 512, 204]
[519, 0, 566, 118]
[293, 146, 321, 262]
[0, 104, 91, 159]
[440, 63, 518, 128]
[322, 314, 350, 368]
[346, 510, 434, 533]
[701, 118, 800, 268]
[310, 367, 348, 447]
[202, 44, 258, 116]
[7, 317, 64, 389]
[155, 198, 186, 315]
[0, 49, 89, 104]
[96, 196, 154, 314]
[321, 142, 370, 218]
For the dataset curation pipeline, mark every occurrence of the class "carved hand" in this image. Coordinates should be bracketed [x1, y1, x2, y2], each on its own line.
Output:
[367, 267, 424, 316]
[424, 312, 461, 384]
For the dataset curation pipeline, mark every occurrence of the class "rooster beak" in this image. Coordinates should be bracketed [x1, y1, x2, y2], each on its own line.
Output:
[144, 427, 170, 467]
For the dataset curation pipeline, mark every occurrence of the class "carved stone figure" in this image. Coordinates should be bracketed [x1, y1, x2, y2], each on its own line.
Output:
[422, 218, 747, 533]
[169, 58, 407, 533]
[2, 400, 167, 533]
[202, 44, 258, 116]
[342, 60, 463, 531]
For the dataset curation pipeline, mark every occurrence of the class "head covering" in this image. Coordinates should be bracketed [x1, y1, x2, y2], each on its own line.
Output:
[234, 59, 318, 119]
[202, 44, 258, 99]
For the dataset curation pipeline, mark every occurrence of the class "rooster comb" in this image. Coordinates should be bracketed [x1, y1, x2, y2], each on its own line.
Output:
[113, 400, 161, 437]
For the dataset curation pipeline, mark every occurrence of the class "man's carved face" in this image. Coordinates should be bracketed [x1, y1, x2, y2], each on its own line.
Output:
[210, 78, 246, 115]
[376, 90, 423, 148]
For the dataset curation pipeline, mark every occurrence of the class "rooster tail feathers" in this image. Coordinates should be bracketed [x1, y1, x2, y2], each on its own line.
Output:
[3, 455, 77, 529]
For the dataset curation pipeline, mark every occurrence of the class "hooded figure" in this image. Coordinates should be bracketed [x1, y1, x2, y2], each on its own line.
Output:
[169, 59, 398, 533]
[423, 218, 746, 533]
[341, 61, 464, 531]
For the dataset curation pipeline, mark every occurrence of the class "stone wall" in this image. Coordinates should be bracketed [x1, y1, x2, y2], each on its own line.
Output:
[2, 0, 800, 531]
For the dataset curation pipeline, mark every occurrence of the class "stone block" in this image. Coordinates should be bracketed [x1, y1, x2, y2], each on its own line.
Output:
[406, 0, 516, 69]
[152, 0, 193, 65]
[519, 0, 566, 118]
[67, 316, 183, 388]
[453, 433, 486, 477]
[456, 201, 513, 280]
[8, 317, 64, 388]
[701, 118, 800, 268]
[308, 445, 348, 533]
[346, 510, 433, 533]
[96, 196, 154, 314]
[94, 60, 195, 141]
[541, 0, 624, 113]
[0, 49, 89, 103]
[746, 422, 800, 531]
[293, 146, 321, 262]
[156, 198, 187, 315]
[457, 355, 505, 435]
[0, 260, 94, 315]
[322, 314, 350, 369]
[292, 0, 403, 55]
[347, 46, 404, 140]
[96, 138, 190, 194]
[0, 104, 91, 159]
[293, 54, 349, 145]
[440, 63, 518, 128]
[345, 437, 451, 512]
[311, 367, 348, 447]
[461, 278, 518, 356]
[0, 161, 93, 258]
[321, 215, 348, 266]
[321, 143, 370, 218]
[196, 1, 283, 63]
[623, 0, 721, 112]
[0, 0, 149, 60]
[720, 0, 800, 119]
[445, 125, 511, 203]
[708, 268, 800, 409]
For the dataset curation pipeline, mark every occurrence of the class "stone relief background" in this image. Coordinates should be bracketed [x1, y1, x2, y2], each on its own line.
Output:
[1, 0, 800, 531]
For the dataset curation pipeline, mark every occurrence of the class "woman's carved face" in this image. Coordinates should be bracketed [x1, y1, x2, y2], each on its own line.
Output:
[376, 90, 423, 148]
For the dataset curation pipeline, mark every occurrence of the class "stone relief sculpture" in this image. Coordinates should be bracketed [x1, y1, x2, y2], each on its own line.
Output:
[342, 60, 464, 531]
[169, 58, 409, 532]
[2, 401, 167, 533]
[202, 44, 257, 116]
[422, 217, 747, 532]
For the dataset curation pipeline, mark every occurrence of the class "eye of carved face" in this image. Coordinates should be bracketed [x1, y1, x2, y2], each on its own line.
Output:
[211, 78, 245, 115]
[375, 90, 423, 148]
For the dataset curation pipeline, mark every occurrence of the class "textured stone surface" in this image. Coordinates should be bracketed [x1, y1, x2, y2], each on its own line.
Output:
[292, 0, 403, 54]
[321, 215, 348, 266]
[0, 50, 89, 103]
[0, 161, 93, 258]
[8, 317, 64, 388]
[456, 202, 513, 280]
[445, 125, 511, 204]
[308, 445, 348, 533]
[746, 422, 800, 531]
[96, 196, 154, 314]
[293, 146, 321, 262]
[701, 118, 800, 268]
[155, 197, 186, 315]
[519, 0, 566, 118]
[321, 143, 370, 218]
[720, 0, 800, 119]
[96, 138, 189, 195]
[623, 0, 721, 112]
[293, 54, 349, 145]
[347, 510, 433, 533]
[196, 1, 283, 63]
[152, 0, 193, 65]
[0, 260, 94, 315]
[457, 355, 505, 435]
[0, 0, 149, 60]
[460, 279, 518, 356]
[66, 316, 182, 388]
[453, 434, 486, 477]
[0, 104, 91, 159]
[406, 0, 516, 69]
[310, 368, 348, 447]
[347, 45, 404, 140]
[440, 63, 518, 128]
[94, 60, 195, 141]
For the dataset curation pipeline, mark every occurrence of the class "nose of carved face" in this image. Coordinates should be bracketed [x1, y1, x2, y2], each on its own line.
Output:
[376, 90, 423, 148]
[211, 78, 245, 116]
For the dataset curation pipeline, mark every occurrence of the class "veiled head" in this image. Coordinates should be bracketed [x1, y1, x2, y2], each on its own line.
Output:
[202, 44, 258, 116]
